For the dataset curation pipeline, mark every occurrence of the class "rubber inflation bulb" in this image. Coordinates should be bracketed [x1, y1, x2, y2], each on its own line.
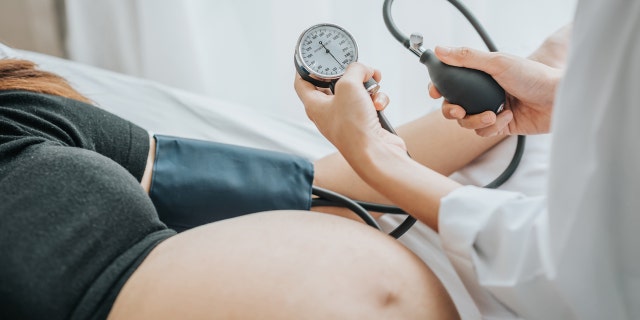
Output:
[420, 49, 504, 115]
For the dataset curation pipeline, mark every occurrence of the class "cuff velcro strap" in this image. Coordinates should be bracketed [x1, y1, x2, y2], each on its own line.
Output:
[149, 135, 314, 231]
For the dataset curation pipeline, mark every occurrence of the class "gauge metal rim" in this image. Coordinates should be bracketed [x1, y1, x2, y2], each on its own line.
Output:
[294, 23, 360, 82]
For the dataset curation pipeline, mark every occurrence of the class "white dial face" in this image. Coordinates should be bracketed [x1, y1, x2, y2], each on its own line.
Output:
[297, 24, 358, 79]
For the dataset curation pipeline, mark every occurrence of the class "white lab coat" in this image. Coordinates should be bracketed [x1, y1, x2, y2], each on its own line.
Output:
[438, 0, 640, 319]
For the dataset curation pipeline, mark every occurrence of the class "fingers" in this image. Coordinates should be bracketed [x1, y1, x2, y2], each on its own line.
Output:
[372, 92, 390, 111]
[293, 73, 330, 116]
[441, 103, 466, 120]
[441, 102, 514, 137]
[474, 110, 514, 137]
[455, 110, 497, 130]
[336, 62, 376, 93]
[295, 62, 386, 115]
[372, 68, 382, 83]
[428, 82, 442, 99]
[434, 46, 510, 76]
[293, 73, 319, 102]
[344, 64, 388, 110]
[296, 62, 381, 98]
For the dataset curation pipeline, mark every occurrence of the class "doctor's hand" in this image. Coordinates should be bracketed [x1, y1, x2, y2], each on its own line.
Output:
[294, 62, 406, 157]
[429, 46, 563, 136]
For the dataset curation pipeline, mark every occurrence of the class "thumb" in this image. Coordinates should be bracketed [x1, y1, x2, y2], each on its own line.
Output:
[339, 62, 375, 89]
[434, 46, 508, 76]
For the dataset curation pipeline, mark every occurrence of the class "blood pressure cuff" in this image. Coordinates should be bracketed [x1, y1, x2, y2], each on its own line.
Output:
[149, 135, 314, 231]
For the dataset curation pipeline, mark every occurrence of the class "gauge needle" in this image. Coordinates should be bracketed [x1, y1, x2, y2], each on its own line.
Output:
[319, 41, 345, 69]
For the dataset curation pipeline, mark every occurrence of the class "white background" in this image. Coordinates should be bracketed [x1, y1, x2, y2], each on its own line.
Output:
[65, 0, 577, 127]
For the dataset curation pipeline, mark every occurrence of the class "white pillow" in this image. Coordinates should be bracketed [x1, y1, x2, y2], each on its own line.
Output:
[0, 42, 17, 58]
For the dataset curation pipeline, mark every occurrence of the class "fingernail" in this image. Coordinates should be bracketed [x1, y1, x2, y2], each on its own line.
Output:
[376, 93, 390, 106]
[449, 109, 458, 117]
[437, 46, 452, 56]
[482, 114, 494, 124]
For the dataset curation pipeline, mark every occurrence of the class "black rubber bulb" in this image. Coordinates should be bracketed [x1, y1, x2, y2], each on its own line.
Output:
[420, 49, 504, 115]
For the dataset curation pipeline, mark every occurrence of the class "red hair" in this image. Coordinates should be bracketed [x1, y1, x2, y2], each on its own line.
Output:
[0, 59, 91, 104]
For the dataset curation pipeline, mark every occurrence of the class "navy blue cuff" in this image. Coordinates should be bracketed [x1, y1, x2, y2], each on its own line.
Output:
[149, 135, 313, 231]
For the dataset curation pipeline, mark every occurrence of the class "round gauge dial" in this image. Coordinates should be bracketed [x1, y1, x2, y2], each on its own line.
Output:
[295, 23, 359, 82]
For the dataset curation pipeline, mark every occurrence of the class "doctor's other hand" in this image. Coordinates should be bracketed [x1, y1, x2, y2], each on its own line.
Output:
[429, 46, 563, 136]
[294, 62, 406, 156]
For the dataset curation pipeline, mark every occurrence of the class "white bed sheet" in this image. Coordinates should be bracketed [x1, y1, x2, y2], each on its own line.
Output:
[1, 44, 335, 161]
[2, 43, 552, 319]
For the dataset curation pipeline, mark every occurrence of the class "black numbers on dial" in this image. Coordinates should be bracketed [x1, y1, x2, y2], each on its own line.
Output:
[300, 25, 357, 78]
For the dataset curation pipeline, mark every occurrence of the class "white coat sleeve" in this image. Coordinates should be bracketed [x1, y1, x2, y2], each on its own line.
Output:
[438, 1, 640, 319]
[439, 186, 572, 319]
